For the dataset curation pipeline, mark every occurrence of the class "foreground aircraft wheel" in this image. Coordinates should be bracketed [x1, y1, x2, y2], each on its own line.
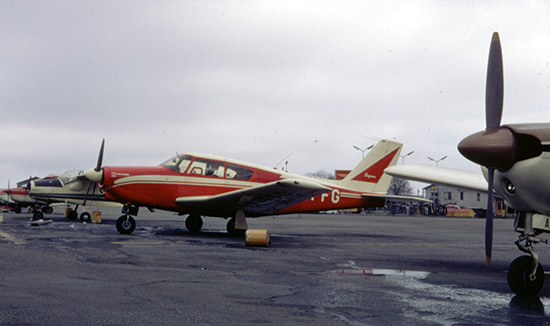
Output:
[14, 206, 21, 214]
[508, 255, 545, 296]
[185, 214, 203, 233]
[116, 215, 136, 235]
[226, 218, 246, 237]
[67, 210, 78, 220]
[32, 211, 44, 220]
[80, 212, 91, 223]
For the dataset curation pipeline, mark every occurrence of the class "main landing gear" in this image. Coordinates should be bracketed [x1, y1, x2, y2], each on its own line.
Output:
[30, 205, 54, 221]
[184, 210, 248, 237]
[508, 212, 548, 296]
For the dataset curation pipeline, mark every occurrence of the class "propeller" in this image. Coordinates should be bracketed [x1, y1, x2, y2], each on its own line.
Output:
[84, 139, 106, 183]
[95, 138, 105, 173]
[458, 32, 505, 265]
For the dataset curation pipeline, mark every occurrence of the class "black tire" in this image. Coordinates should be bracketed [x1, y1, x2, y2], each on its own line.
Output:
[80, 212, 91, 223]
[185, 214, 203, 233]
[14, 206, 21, 214]
[226, 218, 246, 237]
[116, 215, 136, 234]
[508, 255, 545, 296]
[32, 211, 44, 220]
[67, 210, 78, 220]
[42, 206, 53, 214]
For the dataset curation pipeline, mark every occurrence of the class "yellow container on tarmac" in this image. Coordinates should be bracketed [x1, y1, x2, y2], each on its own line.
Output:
[245, 229, 271, 247]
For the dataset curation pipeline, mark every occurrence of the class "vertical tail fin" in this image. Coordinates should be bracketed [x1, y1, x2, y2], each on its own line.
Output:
[339, 139, 402, 193]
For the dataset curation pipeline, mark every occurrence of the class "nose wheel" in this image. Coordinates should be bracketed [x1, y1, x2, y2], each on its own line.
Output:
[116, 215, 136, 234]
[508, 255, 544, 296]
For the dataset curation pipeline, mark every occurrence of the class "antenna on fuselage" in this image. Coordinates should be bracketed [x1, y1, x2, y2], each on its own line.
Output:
[275, 153, 293, 171]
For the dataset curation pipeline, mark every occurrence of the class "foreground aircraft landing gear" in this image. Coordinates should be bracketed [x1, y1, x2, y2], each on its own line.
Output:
[508, 256, 545, 296]
[508, 212, 547, 296]
[185, 214, 203, 233]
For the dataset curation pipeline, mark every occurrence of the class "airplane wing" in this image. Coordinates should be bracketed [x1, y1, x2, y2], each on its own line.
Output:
[175, 179, 332, 216]
[362, 193, 432, 203]
[384, 165, 488, 192]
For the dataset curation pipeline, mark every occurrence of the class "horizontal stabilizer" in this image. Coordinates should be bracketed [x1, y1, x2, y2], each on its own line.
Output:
[385, 165, 488, 192]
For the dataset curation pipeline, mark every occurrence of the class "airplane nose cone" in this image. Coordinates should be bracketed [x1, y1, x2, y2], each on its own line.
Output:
[84, 168, 104, 183]
[458, 128, 516, 170]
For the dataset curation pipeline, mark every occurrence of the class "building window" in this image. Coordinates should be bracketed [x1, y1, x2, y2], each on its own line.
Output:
[477, 193, 480, 201]
[444, 192, 452, 200]
[460, 192, 464, 200]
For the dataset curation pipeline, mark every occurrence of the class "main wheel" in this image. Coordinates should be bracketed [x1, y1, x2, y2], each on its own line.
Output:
[226, 218, 246, 237]
[32, 211, 44, 220]
[42, 206, 53, 214]
[508, 255, 545, 296]
[185, 214, 203, 233]
[80, 212, 91, 223]
[116, 215, 136, 234]
[67, 210, 78, 220]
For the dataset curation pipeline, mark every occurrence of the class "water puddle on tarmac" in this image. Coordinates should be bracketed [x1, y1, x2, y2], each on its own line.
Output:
[329, 261, 550, 324]
[329, 260, 430, 279]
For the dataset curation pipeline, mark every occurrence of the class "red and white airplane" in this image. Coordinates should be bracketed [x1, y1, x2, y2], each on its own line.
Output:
[82, 139, 424, 236]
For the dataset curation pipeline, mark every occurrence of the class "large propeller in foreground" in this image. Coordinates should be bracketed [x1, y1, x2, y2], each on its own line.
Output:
[458, 32, 506, 265]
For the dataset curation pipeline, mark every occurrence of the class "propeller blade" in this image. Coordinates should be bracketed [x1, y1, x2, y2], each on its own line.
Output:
[485, 167, 494, 265]
[95, 139, 105, 172]
[82, 181, 93, 206]
[486, 32, 504, 129]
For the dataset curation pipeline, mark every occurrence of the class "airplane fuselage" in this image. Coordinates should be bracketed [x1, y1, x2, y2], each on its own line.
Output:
[100, 162, 385, 217]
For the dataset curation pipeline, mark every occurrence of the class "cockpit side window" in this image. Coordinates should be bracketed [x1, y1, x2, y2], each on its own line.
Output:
[226, 164, 253, 181]
[58, 170, 86, 186]
[160, 155, 193, 173]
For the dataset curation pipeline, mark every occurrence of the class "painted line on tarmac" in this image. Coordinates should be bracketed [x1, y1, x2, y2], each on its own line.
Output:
[0, 229, 26, 244]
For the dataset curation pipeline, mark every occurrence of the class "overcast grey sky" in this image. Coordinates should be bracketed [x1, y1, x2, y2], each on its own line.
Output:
[1, 1, 549, 193]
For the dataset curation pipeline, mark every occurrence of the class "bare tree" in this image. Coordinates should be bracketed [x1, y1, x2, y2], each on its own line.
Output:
[387, 177, 413, 195]
[305, 169, 335, 180]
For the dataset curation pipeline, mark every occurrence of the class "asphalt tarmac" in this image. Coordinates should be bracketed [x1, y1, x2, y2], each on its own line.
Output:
[1, 207, 550, 325]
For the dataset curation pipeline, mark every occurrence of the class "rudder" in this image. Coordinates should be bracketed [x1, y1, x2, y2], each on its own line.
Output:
[339, 139, 402, 193]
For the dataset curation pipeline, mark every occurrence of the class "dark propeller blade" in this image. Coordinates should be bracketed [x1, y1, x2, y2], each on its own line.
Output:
[486, 32, 504, 129]
[95, 139, 105, 172]
[486, 168, 494, 265]
[26, 175, 32, 191]
[483, 32, 503, 265]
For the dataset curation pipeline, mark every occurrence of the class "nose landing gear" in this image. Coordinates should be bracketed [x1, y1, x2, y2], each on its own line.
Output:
[508, 212, 548, 296]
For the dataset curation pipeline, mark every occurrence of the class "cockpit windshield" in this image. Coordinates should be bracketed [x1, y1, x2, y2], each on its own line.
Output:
[58, 170, 86, 186]
[160, 154, 193, 173]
